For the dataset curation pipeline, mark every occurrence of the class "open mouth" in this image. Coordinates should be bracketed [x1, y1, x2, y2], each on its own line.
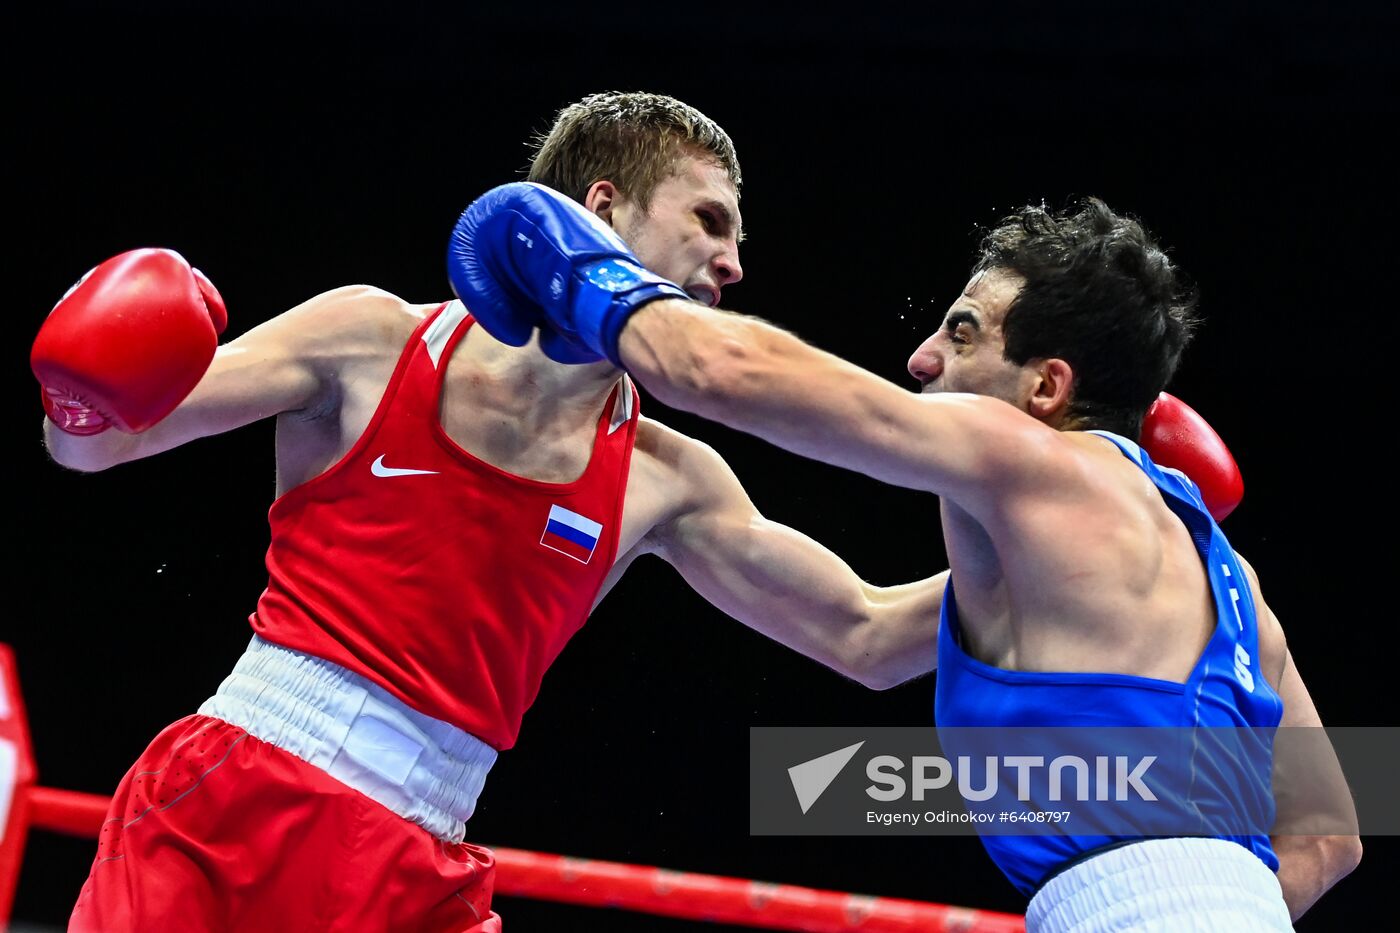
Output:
[685, 285, 720, 308]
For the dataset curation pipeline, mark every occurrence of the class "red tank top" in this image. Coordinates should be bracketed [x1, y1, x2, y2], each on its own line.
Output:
[250, 301, 639, 749]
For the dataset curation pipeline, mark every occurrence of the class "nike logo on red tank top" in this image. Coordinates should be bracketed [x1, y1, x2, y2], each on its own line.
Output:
[370, 454, 440, 477]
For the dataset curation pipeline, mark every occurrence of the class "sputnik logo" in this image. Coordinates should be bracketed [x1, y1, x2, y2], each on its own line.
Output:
[787, 741, 865, 814]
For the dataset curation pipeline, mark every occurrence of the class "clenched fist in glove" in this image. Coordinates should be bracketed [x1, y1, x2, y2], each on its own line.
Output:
[31, 248, 227, 435]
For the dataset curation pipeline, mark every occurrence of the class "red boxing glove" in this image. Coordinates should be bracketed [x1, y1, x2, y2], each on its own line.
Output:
[31, 249, 227, 435]
[1140, 392, 1244, 521]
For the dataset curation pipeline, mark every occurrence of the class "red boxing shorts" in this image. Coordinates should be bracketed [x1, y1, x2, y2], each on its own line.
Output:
[69, 715, 500, 932]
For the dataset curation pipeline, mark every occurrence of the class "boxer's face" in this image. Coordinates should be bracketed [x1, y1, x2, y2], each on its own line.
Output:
[907, 269, 1041, 406]
[606, 155, 743, 308]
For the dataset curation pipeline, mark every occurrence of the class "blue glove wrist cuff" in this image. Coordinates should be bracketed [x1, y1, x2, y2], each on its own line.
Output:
[574, 260, 689, 366]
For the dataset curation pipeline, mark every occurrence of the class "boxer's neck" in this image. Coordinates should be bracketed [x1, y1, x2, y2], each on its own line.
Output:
[453, 323, 621, 427]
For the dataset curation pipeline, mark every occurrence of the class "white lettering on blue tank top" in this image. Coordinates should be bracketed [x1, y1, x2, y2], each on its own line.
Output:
[1235, 643, 1256, 693]
[1222, 563, 1244, 632]
[1221, 562, 1256, 692]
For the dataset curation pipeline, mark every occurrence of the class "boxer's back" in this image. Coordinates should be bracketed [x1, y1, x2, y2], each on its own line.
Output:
[940, 429, 1247, 684]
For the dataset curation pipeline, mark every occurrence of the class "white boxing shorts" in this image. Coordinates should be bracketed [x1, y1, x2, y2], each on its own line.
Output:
[1027, 837, 1293, 932]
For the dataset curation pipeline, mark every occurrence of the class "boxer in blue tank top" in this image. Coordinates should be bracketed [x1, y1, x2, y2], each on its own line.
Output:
[462, 190, 1362, 927]
[935, 429, 1284, 896]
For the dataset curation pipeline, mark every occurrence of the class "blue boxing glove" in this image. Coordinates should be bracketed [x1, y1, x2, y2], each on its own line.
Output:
[447, 182, 690, 366]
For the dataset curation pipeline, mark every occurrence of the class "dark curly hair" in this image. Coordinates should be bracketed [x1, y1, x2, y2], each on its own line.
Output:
[975, 198, 1200, 438]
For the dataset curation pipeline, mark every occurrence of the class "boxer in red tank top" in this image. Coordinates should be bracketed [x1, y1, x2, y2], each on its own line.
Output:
[40, 93, 945, 931]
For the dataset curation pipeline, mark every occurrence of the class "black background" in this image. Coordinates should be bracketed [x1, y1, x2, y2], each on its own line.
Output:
[10, 1, 1396, 929]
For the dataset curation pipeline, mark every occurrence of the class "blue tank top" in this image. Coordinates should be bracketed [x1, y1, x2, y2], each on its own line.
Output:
[933, 431, 1284, 896]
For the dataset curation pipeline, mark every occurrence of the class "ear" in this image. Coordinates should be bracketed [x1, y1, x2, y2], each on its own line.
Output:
[1027, 358, 1075, 422]
[584, 180, 620, 225]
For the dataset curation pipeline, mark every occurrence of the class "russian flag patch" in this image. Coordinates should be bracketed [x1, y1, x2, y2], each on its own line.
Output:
[540, 505, 603, 564]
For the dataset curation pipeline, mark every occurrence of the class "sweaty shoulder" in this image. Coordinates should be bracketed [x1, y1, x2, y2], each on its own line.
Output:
[948, 411, 1120, 526]
[266, 288, 444, 488]
[632, 416, 719, 501]
[275, 284, 429, 361]
[633, 415, 691, 463]
[626, 417, 748, 551]
[1028, 432, 1183, 552]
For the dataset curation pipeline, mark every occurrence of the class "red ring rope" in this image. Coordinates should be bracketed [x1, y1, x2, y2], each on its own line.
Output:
[22, 785, 1022, 931]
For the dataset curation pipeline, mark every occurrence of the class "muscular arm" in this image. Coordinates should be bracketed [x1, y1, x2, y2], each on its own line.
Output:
[641, 428, 942, 689]
[617, 300, 1056, 502]
[1240, 556, 1362, 921]
[43, 285, 402, 472]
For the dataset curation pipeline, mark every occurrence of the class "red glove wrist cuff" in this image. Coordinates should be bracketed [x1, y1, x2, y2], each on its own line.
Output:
[42, 386, 111, 436]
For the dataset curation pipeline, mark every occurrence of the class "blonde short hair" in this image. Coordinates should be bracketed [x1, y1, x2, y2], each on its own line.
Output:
[527, 91, 741, 210]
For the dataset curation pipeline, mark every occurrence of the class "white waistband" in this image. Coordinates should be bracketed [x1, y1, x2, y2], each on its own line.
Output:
[1027, 838, 1292, 932]
[198, 636, 497, 843]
